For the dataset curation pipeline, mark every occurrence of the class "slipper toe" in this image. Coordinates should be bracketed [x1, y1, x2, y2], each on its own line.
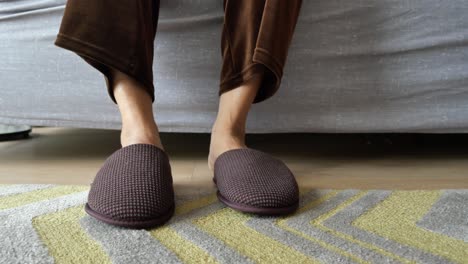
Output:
[213, 148, 299, 215]
[86, 143, 175, 228]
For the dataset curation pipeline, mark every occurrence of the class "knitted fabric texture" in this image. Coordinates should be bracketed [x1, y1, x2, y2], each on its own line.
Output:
[87, 144, 174, 221]
[214, 148, 299, 208]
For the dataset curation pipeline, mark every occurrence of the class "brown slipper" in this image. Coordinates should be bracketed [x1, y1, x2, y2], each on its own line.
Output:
[85, 143, 175, 229]
[213, 148, 299, 215]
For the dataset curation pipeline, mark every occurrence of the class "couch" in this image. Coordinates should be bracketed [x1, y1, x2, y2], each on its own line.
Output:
[1, 0, 468, 133]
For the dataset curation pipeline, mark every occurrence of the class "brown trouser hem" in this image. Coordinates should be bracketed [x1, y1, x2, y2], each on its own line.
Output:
[54, 33, 155, 104]
[219, 48, 282, 104]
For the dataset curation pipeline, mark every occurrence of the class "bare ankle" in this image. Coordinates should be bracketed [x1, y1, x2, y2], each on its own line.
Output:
[120, 122, 163, 149]
[208, 123, 247, 170]
[212, 121, 245, 140]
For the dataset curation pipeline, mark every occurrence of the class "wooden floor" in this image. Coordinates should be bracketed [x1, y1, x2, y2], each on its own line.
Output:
[1, 127, 467, 194]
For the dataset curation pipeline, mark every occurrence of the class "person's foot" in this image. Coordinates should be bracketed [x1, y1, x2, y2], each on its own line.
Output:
[86, 141, 175, 229]
[208, 125, 247, 171]
[212, 148, 299, 215]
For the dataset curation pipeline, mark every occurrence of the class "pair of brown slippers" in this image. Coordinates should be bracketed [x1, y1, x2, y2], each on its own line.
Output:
[85, 143, 299, 229]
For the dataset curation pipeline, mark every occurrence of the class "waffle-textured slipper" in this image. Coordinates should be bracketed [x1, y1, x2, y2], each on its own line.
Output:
[85, 143, 175, 229]
[213, 148, 299, 215]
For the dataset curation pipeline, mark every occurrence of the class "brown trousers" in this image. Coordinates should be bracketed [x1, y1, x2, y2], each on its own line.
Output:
[55, 0, 302, 104]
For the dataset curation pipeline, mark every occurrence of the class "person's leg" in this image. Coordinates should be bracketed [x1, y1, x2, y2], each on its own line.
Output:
[209, 0, 302, 169]
[55, 0, 174, 229]
[209, 75, 262, 170]
[54, 0, 161, 148]
[112, 69, 163, 149]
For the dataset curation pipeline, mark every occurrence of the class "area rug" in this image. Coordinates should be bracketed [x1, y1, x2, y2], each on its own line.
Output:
[0, 185, 467, 264]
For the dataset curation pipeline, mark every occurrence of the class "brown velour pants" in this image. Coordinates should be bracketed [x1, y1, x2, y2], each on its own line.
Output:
[54, 0, 302, 105]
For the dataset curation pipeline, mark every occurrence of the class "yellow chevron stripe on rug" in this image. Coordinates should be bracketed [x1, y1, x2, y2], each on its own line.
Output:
[150, 193, 219, 264]
[354, 190, 468, 264]
[32, 205, 111, 264]
[309, 191, 412, 264]
[0, 185, 87, 210]
[275, 191, 364, 263]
